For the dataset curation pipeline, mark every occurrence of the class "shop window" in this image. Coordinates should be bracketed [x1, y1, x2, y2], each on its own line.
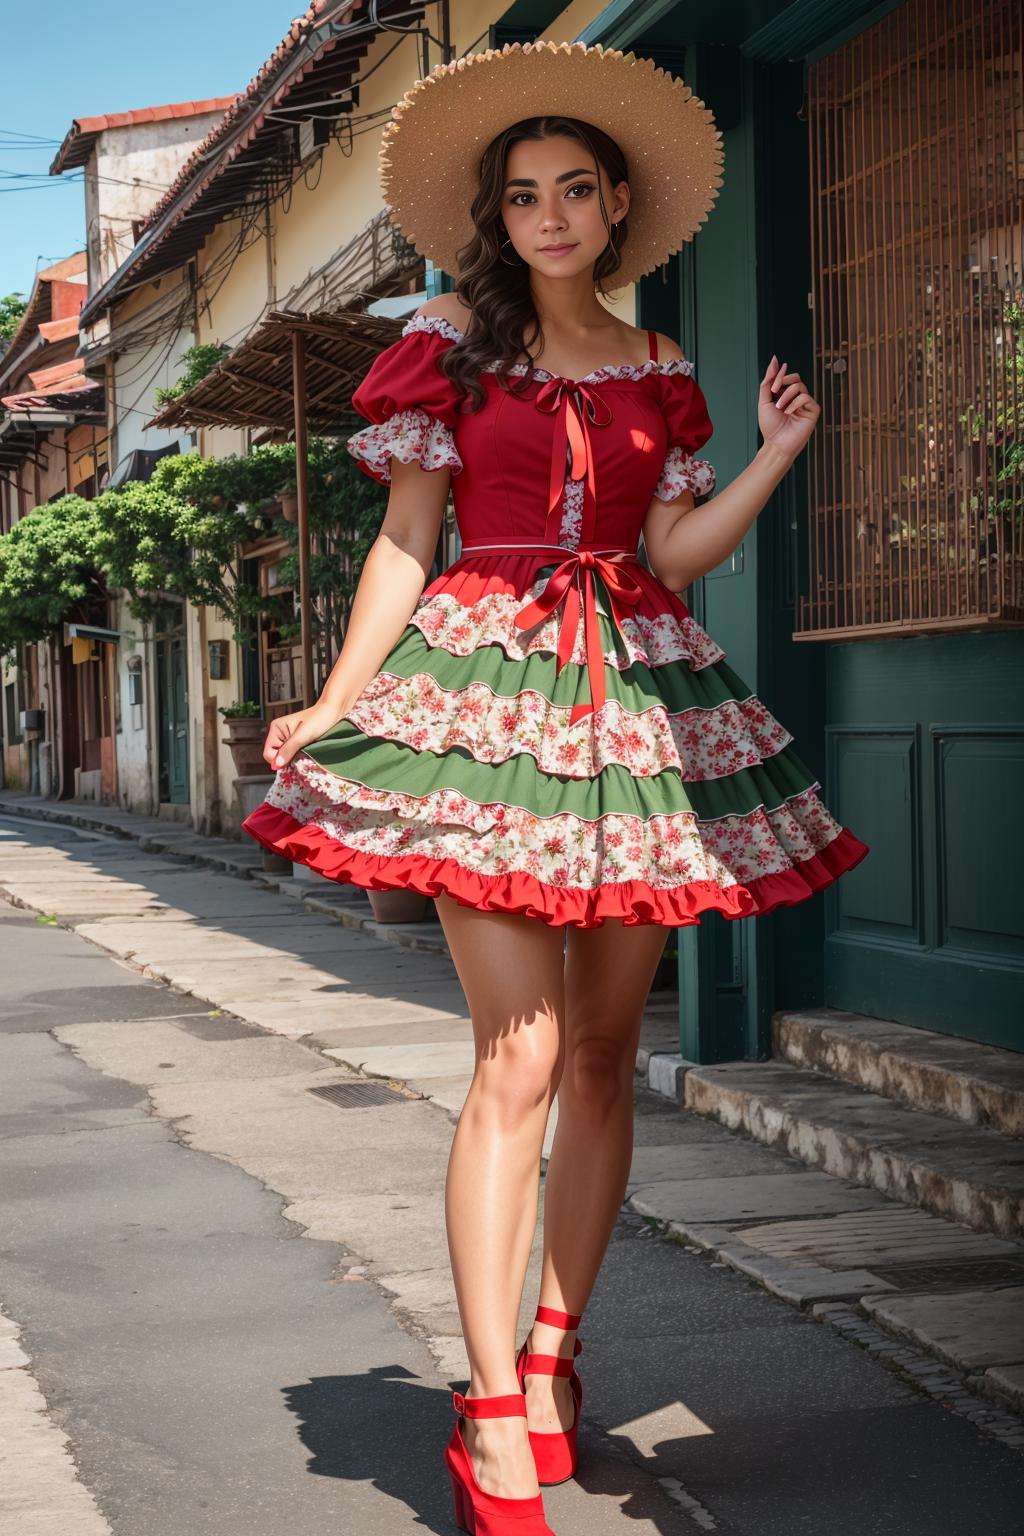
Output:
[796, 0, 1023, 640]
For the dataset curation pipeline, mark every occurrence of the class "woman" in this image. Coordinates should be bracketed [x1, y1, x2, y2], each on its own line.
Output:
[243, 40, 869, 1535]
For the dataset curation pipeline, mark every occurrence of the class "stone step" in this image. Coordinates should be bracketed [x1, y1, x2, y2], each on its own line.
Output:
[773, 1008, 1024, 1138]
[684, 1059, 1024, 1241]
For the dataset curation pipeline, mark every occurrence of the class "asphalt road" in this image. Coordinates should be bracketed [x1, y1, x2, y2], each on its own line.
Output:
[1, 816, 1022, 1535]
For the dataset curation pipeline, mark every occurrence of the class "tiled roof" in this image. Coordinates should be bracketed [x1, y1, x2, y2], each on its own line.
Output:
[130, 1, 349, 239]
[0, 253, 87, 378]
[2, 376, 101, 412]
[78, 0, 427, 322]
[50, 96, 242, 174]
[37, 316, 81, 344]
[25, 356, 85, 391]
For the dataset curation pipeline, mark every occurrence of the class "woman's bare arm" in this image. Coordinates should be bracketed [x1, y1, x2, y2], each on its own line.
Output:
[262, 455, 449, 770]
[642, 353, 819, 591]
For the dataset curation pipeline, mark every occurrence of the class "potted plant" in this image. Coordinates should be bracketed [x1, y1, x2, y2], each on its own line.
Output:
[219, 699, 267, 777]
[367, 886, 431, 924]
[278, 477, 299, 523]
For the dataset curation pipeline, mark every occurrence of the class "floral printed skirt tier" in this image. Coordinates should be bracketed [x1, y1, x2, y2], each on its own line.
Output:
[241, 538, 870, 928]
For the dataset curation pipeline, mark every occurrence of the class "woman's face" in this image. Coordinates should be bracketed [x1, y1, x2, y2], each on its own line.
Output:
[500, 133, 628, 276]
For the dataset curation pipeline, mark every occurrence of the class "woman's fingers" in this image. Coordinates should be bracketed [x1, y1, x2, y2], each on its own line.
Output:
[262, 717, 293, 770]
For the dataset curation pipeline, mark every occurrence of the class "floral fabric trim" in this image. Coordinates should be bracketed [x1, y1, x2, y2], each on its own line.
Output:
[653, 444, 717, 504]
[346, 405, 463, 483]
[557, 476, 585, 549]
[403, 313, 464, 345]
[346, 669, 792, 782]
[400, 312, 697, 387]
[264, 754, 845, 894]
[410, 583, 728, 671]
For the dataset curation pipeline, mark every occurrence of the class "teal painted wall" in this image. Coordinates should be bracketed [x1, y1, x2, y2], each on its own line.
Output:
[820, 631, 1024, 1051]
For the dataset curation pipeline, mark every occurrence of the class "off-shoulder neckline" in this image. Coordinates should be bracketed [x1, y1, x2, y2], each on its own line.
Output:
[400, 312, 695, 386]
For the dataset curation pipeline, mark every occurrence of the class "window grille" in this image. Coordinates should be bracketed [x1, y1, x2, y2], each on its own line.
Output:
[795, 0, 1023, 639]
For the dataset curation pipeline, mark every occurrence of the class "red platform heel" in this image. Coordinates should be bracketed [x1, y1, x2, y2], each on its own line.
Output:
[444, 1388, 555, 1535]
[515, 1305, 583, 1485]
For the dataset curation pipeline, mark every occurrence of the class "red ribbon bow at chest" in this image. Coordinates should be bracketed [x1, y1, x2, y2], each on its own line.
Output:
[532, 376, 613, 543]
[514, 549, 644, 724]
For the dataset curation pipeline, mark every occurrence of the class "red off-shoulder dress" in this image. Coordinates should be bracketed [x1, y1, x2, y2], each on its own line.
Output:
[242, 313, 869, 927]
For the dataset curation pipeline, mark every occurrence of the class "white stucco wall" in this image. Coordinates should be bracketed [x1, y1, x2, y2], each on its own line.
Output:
[85, 110, 232, 296]
[113, 593, 155, 814]
[108, 276, 196, 479]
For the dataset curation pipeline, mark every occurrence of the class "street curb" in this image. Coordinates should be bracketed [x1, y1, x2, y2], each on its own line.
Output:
[0, 795, 692, 1099]
[0, 796, 451, 957]
[5, 794, 1023, 1442]
[623, 1206, 1024, 1442]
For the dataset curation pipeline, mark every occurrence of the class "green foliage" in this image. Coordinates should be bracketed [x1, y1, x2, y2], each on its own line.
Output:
[0, 433, 389, 665]
[218, 699, 262, 719]
[0, 292, 27, 348]
[0, 495, 103, 653]
[153, 342, 231, 406]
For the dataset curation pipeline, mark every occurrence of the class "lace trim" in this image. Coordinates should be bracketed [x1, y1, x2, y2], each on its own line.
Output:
[653, 445, 717, 504]
[346, 406, 463, 484]
[393, 314, 713, 522]
[401, 313, 464, 345]
[400, 312, 696, 386]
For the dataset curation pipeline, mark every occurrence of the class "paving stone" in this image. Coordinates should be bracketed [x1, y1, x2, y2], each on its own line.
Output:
[729, 1207, 1023, 1267]
[775, 1008, 1024, 1137]
[983, 1362, 1024, 1411]
[625, 1140, 785, 1186]
[861, 1286, 1024, 1373]
[685, 1059, 1024, 1239]
[630, 1170, 890, 1225]
[322, 1039, 477, 1080]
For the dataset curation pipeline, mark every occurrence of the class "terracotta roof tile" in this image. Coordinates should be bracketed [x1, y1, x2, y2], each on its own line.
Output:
[2, 377, 101, 411]
[37, 316, 82, 344]
[131, 2, 348, 239]
[50, 96, 242, 173]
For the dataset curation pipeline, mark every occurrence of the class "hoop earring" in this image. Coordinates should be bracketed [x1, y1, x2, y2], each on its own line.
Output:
[499, 236, 524, 266]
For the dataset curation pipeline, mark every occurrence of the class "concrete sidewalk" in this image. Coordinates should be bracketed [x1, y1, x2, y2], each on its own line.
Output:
[1, 795, 1023, 1446]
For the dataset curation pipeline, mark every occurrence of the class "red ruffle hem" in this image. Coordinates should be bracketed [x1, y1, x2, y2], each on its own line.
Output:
[241, 802, 871, 931]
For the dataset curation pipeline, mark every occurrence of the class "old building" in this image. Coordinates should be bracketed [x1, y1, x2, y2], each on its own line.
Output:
[7, 0, 1019, 1054]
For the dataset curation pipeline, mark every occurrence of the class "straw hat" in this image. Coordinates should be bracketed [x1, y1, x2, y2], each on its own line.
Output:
[378, 40, 725, 288]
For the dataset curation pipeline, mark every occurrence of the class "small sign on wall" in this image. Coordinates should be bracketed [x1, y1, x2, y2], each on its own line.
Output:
[208, 639, 230, 680]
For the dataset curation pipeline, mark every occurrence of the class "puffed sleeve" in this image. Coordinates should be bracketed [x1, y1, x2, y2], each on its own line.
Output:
[346, 318, 464, 485]
[652, 361, 716, 504]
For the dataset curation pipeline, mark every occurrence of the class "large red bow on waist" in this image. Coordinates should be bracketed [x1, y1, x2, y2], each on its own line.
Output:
[533, 377, 613, 544]
[514, 549, 644, 724]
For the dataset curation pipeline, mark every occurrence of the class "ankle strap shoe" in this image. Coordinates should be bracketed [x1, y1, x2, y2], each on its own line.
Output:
[444, 1388, 555, 1533]
[516, 1306, 584, 1486]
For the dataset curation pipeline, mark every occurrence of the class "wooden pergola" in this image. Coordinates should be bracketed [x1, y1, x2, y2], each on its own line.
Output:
[148, 306, 404, 708]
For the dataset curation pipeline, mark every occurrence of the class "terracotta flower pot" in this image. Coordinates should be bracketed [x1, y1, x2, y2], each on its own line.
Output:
[367, 887, 430, 923]
[279, 491, 299, 523]
[222, 716, 267, 778]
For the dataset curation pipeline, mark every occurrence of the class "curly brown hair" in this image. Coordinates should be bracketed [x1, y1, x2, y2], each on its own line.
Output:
[436, 115, 630, 412]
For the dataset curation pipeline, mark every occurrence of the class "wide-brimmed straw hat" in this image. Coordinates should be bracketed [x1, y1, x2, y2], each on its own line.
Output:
[378, 40, 725, 288]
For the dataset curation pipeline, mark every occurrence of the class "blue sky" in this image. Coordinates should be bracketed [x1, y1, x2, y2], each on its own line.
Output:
[0, 0, 295, 297]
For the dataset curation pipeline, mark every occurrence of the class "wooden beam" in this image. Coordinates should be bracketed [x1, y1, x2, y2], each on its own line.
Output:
[220, 365, 295, 408]
[291, 329, 315, 710]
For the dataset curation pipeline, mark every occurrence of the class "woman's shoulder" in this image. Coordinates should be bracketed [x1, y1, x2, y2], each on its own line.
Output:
[404, 293, 472, 341]
[649, 330, 686, 364]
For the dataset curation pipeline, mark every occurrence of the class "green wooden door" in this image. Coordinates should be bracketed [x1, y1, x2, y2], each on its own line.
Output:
[156, 627, 189, 806]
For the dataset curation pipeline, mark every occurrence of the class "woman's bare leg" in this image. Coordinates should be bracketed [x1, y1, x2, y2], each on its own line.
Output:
[524, 918, 670, 1433]
[435, 892, 567, 1499]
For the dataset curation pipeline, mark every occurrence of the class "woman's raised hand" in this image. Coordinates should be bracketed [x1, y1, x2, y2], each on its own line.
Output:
[262, 703, 338, 771]
[758, 354, 820, 461]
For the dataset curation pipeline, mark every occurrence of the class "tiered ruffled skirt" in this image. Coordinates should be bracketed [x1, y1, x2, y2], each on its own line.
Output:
[241, 552, 870, 927]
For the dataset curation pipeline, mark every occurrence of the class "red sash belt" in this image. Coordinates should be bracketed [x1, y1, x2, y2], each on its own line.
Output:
[459, 542, 644, 725]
